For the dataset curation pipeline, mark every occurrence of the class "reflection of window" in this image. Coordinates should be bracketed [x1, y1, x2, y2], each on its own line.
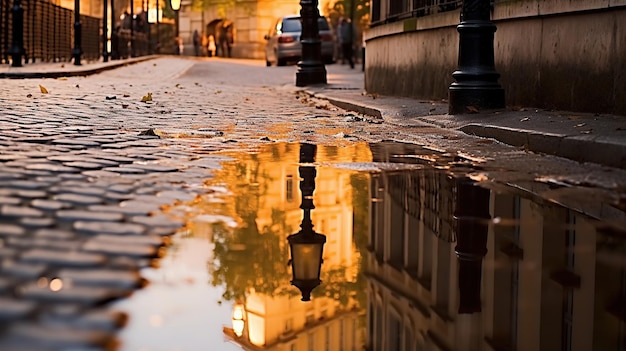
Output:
[305, 313, 315, 325]
[308, 332, 315, 351]
[325, 326, 330, 351]
[285, 318, 293, 332]
[286, 175, 294, 202]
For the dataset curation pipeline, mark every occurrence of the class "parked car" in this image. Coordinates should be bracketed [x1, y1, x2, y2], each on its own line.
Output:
[264, 15, 335, 66]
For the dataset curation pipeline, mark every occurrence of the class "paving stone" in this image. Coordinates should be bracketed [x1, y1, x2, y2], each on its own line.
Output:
[56, 210, 123, 223]
[0, 247, 19, 260]
[103, 192, 135, 202]
[0, 196, 22, 205]
[19, 217, 55, 229]
[124, 164, 179, 172]
[157, 190, 198, 202]
[74, 221, 146, 235]
[82, 239, 158, 258]
[0, 276, 16, 293]
[102, 166, 146, 174]
[20, 249, 106, 267]
[0, 297, 36, 322]
[53, 193, 104, 206]
[1, 260, 47, 279]
[50, 186, 107, 197]
[86, 204, 149, 217]
[18, 282, 126, 305]
[0, 172, 23, 181]
[91, 233, 164, 247]
[88, 155, 135, 164]
[15, 190, 48, 200]
[62, 161, 105, 170]
[51, 138, 101, 147]
[58, 268, 143, 289]
[0, 323, 115, 350]
[24, 163, 81, 173]
[82, 169, 123, 178]
[0, 225, 25, 236]
[30, 199, 72, 212]
[117, 200, 163, 215]
[7, 180, 49, 190]
[0, 205, 44, 218]
[7, 237, 81, 251]
[33, 229, 75, 240]
[131, 214, 183, 232]
[107, 184, 136, 193]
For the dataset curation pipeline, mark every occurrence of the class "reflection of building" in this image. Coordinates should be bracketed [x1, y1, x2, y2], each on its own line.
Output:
[366, 143, 626, 350]
[216, 143, 370, 350]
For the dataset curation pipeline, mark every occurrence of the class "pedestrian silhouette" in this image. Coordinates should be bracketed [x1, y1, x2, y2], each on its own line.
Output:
[339, 18, 355, 69]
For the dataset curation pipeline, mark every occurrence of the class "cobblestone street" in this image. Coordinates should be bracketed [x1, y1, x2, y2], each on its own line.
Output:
[2, 57, 626, 350]
[0, 57, 403, 350]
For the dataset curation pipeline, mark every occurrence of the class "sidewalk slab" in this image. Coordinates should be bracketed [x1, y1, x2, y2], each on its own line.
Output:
[306, 68, 626, 170]
[0, 56, 159, 79]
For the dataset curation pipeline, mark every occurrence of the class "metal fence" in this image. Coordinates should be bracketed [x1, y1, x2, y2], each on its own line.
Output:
[371, 0, 464, 25]
[0, 0, 100, 64]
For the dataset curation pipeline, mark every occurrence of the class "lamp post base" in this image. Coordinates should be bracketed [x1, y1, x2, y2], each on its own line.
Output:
[296, 62, 327, 87]
[448, 85, 504, 114]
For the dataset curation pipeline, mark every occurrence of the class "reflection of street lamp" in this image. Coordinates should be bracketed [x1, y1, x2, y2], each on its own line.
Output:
[288, 143, 326, 301]
[453, 177, 490, 314]
[170, 0, 180, 38]
[232, 302, 245, 337]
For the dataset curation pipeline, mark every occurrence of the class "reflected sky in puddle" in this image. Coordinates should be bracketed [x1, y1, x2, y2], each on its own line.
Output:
[115, 141, 626, 351]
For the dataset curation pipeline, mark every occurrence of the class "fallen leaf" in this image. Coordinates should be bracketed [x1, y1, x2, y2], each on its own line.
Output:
[520, 117, 530, 122]
[466, 105, 479, 113]
[39, 85, 49, 94]
[26, 94, 33, 98]
[214, 90, 222, 94]
[122, 104, 129, 108]
[57, 77, 67, 81]
[75, 84, 79, 88]
[123, 94, 130, 97]
[138, 128, 161, 137]
[141, 92, 153, 102]
[575, 123, 586, 127]
[580, 130, 593, 134]
[106, 96, 117, 100]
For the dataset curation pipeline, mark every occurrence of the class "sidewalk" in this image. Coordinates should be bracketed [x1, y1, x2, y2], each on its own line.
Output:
[3, 55, 625, 169]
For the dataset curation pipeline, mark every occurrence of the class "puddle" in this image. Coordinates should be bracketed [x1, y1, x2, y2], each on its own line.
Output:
[115, 141, 626, 351]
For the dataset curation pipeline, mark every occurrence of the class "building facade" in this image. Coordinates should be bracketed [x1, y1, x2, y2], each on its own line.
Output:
[365, 0, 626, 115]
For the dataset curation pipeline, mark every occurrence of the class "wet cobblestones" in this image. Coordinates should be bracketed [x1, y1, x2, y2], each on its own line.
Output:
[2, 57, 625, 350]
[0, 57, 395, 350]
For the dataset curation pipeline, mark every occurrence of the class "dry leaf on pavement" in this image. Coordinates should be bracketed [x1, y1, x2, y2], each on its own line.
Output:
[39, 85, 49, 94]
[141, 92, 153, 102]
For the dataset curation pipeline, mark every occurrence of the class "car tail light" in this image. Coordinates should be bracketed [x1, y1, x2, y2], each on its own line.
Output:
[320, 34, 333, 41]
[278, 35, 295, 43]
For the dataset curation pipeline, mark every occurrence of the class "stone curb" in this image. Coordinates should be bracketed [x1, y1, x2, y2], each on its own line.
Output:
[0, 56, 159, 79]
[310, 91, 626, 170]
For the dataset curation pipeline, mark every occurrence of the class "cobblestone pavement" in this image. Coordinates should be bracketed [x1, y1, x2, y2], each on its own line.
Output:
[1, 57, 626, 350]
[0, 57, 397, 350]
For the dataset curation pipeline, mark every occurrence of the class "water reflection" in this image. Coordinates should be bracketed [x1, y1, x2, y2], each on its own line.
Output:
[118, 141, 625, 351]
[367, 142, 626, 351]
[204, 143, 371, 350]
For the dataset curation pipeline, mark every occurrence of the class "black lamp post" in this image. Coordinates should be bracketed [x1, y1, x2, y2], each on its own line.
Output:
[9, 0, 24, 67]
[295, 0, 327, 87]
[103, 0, 108, 62]
[72, 0, 82, 65]
[453, 178, 490, 314]
[448, 0, 504, 114]
[288, 143, 326, 301]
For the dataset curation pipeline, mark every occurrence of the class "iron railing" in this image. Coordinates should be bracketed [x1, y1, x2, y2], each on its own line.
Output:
[1, 0, 100, 64]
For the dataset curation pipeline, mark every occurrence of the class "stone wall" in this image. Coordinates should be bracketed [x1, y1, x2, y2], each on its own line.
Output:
[364, 0, 626, 115]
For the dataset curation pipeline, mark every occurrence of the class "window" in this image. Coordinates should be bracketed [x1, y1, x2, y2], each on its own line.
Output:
[286, 175, 294, 202]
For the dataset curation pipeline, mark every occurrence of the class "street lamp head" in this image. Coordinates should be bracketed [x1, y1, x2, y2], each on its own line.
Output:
[170, 0, 181, 11]
[288, 228, 326, 301]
